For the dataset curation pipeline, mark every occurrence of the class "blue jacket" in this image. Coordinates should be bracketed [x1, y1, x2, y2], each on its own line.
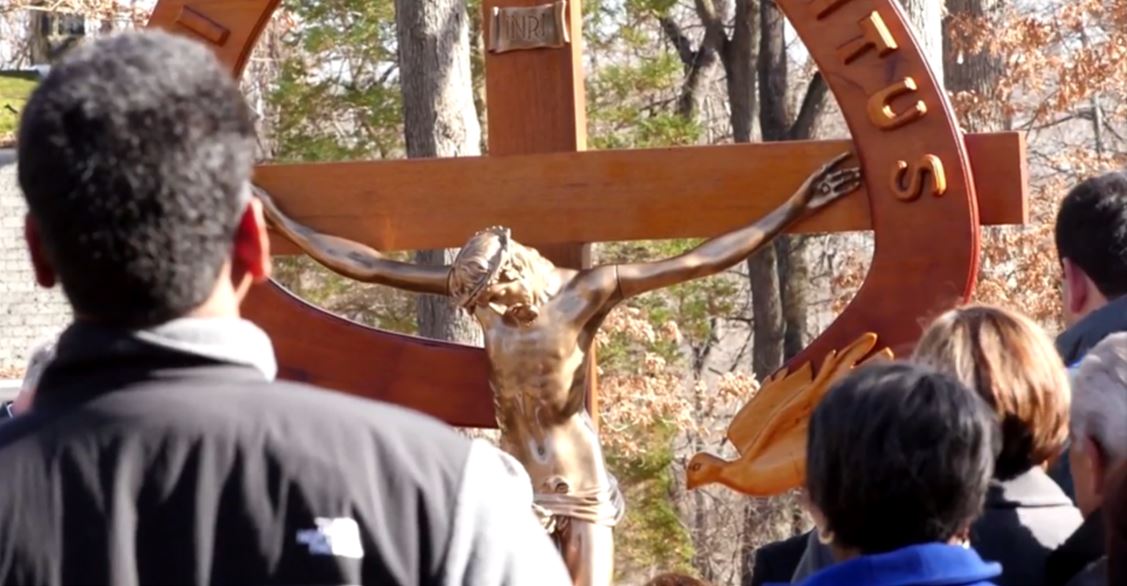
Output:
[776, 543, 1001, 586]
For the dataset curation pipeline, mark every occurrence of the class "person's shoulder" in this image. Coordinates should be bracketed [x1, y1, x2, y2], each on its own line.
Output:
[232, 378, 471, 447]
[1063, 557, 1107, 586]
[751, 531, 814, 586]
[144, 376, 477, 503]
[111, 373, 473, 470]
[261, 378, 414, 415]
[757, 530, 813, 558]
[441, 439, 573, 585]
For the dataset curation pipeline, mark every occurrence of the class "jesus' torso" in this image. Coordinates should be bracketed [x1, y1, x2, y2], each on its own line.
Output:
[477, 267, 617, 496]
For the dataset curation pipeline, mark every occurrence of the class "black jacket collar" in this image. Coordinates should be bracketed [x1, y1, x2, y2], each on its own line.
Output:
[34, 321, 269, 410]
[1046, 508, 1105, 585]
[1057, 296, 1127, 366]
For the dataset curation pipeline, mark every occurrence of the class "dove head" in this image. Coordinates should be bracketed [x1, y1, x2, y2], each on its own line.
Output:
[686, 452, 727, 490]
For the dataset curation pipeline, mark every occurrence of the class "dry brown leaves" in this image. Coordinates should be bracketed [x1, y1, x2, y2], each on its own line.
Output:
[597, 306, 757, 458]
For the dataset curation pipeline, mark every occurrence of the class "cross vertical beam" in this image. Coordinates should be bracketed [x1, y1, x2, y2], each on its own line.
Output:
[482, 0, 599, 422]
[482, 0, 588, 265]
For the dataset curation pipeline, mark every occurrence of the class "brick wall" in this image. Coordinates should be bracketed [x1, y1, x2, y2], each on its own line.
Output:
[0, 150, 71, 372]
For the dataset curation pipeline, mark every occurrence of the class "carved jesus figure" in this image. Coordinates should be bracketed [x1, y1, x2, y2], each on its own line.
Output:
[256, 152, 861, 586]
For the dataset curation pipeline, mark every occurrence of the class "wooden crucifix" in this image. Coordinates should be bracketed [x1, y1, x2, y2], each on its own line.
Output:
[149, 0, 1028, 582]
[148, 0, 1026, 427]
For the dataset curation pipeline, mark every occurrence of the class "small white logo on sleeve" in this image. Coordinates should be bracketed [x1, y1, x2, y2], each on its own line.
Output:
[296, 517, 365, 559]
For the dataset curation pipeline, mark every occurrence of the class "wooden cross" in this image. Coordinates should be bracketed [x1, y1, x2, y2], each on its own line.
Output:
[148, 0, 1028, 429]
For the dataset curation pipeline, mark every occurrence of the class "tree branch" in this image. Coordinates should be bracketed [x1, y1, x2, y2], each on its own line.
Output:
[667, 2, 730, 120]
[658, 16, 696, 67]
[788, 72, 828, 140]
[695, 0, 729, 53]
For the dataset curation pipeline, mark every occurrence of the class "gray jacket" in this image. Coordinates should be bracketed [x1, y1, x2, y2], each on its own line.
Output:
[791, 468, 1082, 585]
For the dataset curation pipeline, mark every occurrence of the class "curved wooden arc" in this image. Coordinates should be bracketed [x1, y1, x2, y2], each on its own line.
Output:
[687, 0, 982, 497]
[149, 0, 278, 77]
[147, 0, 982, 430]
[244, 283, 493, 428]
[776, 0, 979, 369]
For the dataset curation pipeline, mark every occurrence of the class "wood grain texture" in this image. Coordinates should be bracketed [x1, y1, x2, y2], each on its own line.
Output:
[776, 0, 980, 384]
[481, 0, 589, 271]
[149, 0, 278, 75]
[258, 132, 1026, 255]
[481, 0, 585, 157]
[244, 283, 494, 427]
[175, 6, 231, 45]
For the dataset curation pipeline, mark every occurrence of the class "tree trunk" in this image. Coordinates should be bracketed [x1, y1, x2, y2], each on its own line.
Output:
[678, 54, 719, 120]
[748, 0, 789, 381]
[742, 2, 787, 581]
[898, 0, 944, 80]
[723, 0, 757, 142]
[776, 235, 809, 359]
[663, 2, 728, 122]
[943, 0, 1005, 131]
[395, 0, 483, 345]
[749, 244, 785, 379]
[466, 0, 489, 151]
[756, 0, 789, 143]
[27, 4, 85, 65]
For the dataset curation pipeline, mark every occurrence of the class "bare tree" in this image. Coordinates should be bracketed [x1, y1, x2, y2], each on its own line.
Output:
[748, 0, 828, 379]
[900, 0, 945, 81]
[394, 0, 483, 344]
[741, 1, 831, 582]
[944, 0, 1006, 131]
[26, 2, 85, 65]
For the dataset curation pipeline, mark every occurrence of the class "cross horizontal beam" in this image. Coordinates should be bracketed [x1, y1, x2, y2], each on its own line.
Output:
[257, 132, 1026, 255]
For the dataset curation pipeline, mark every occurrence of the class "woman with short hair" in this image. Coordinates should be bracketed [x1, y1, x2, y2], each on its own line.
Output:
[791, 305, 1082, 585]
[796, 361, 1002, 585]
[913, 305, 1082, 585]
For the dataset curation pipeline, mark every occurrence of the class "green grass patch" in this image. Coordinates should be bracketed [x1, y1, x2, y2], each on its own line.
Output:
[0, 73, 39, 144]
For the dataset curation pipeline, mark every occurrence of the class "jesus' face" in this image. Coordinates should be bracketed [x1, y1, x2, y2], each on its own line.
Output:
[476, 265, 540, 326]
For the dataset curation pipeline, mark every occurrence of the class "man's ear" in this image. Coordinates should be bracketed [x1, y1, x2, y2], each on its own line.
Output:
[1063, 258, 1090, 315]
[24, 214, 56, 288]
[232, 199, 271, 284]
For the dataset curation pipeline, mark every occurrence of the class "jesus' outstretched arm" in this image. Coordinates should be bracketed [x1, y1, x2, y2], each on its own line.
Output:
[612, 152, 862, 300]
[255, 186, 451, 296]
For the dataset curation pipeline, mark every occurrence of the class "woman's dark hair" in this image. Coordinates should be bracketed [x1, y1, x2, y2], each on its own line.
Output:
[805, 362, 1000, 554]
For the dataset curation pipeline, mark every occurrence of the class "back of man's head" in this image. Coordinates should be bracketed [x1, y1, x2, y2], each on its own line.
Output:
[1056, 172, 1127, 299]
[17, 31, 255, 328]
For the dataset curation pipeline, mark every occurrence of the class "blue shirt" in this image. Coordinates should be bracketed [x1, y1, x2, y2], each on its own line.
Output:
[775, 543, 1001, 586]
